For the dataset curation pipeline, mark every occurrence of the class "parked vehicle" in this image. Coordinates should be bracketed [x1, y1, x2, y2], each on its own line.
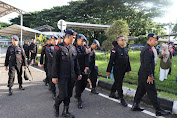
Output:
[129, 44, 144, 51]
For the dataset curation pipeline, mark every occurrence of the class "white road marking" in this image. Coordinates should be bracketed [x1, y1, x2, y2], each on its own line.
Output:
[31, 66, 164, 118]
[85, 88, 164, 118]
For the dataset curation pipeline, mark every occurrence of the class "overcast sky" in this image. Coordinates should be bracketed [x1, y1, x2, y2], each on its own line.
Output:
[0, 0, 177, 24]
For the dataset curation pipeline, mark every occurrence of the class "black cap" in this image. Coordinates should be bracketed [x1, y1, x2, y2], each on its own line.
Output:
[93, 39, 100, 47]
[58, 35, 63, 39]
[148, 33, 158, 40]
[65, 29, 75, 35]
[77, 34, 87, 41]
[12, 35, 19, 41]
[51, 35, 58, 39]
[46, 37, 50, 40]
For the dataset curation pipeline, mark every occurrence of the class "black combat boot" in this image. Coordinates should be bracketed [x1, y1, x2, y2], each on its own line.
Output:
[62, 105, 75, 118]
[19, 85, 25, 90]
[156, 108, 170, 116]
[131, 102, 144, 111]
[109, 92, 119, 99]
[120, 98, 127, 107]
[91, 88, 99, 94]
[53, 92, 56, 100]
[9, 87, 13, 96]
[77, 98, 83, 109]
[54, 104, 59, 117]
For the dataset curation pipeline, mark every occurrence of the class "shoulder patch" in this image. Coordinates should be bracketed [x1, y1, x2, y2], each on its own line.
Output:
[149, 49, 153, 52]
[55, 46, 60, 50]
[112, 50, 116, 53]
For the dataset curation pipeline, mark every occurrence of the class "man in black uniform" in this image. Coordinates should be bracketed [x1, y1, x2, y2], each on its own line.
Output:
[52, 29, 81, 118]
[131, 33, 170, 116]
[106, 36, 131, 107]
[5, 35, 27, 95]
[46, 35, 58, 100]
[40, 37, 51, 86]
[57, 35, 63, 44]
[109, 40, 119, 99]
[23, 40, 30, 62]
[29, 39, 37, 65]
[74, 34, 90, 109]
[88, 39, 100, 94]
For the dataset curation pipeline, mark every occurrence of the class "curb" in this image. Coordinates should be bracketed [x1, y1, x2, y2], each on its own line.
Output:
[97, 79, 177, 114]
[35, 62, 177, 115]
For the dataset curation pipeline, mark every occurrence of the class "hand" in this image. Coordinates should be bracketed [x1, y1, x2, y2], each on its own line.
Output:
[5, 66, 8, 71]
[127, 72, 130, 76]
[84, 67, 89, 75]
[155, 63, 157, 66]
[41, 64, 44, 68]
[52, 78, 58, 84]
[85, 48, 91, 54]
[147, 76, 154, 84]
[89, 84, 92, 89]
[106, 72, 111, 77]
[24, 66, 27, 70]
[78, 75, 82, 80]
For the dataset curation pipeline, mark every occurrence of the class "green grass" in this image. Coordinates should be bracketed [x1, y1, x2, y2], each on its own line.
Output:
[96, 51, 177, 96]
[98, 77, 177, 101]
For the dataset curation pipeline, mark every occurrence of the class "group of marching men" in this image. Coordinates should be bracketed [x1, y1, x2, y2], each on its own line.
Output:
[4, 31, 171, 117]
[4, 29, 100, 118]
[39, 29, 100, 118]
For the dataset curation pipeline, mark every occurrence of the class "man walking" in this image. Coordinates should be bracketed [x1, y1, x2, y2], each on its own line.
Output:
[106, 36, 131, 107]
[5, 35, 27, 95]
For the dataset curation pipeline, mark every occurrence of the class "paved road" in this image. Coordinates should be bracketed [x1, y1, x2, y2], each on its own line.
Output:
[0, 51, 176, 118]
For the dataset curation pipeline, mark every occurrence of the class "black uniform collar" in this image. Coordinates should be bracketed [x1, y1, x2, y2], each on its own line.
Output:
[63, 42, 69, 47]
[116, 44, 124, 49]
[146, 43, 151, 48]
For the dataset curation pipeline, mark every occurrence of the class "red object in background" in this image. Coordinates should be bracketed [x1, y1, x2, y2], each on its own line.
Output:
[35, 62, 38, 66]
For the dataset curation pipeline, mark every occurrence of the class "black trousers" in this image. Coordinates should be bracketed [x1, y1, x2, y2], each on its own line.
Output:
[75, 75, 88, 99]
[55, 78, 74, 106]
[44, 63, 49, 83]
[30, 53, 36, 64]
[111, 81, 117, 93]
[25, 51, 29, 60]
[168, 67, 171, 75]
[47, 63, 56, 93]
[89, 66, 98, 88]
[8, 65, 23, 88]
[133, 75, 160, 110]
[111, 71, 126, 98]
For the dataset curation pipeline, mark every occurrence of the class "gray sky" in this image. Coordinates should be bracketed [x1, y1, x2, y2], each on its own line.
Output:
[0, 0, 177, 24]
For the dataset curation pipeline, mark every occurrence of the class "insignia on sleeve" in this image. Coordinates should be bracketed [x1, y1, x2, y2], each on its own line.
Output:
[149, 49, 153, 52]
[112, 50, 116, 53]
[55, 46, 60, 50]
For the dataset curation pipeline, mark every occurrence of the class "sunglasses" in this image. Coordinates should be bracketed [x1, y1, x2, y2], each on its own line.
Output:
[118, 39, 125, 41]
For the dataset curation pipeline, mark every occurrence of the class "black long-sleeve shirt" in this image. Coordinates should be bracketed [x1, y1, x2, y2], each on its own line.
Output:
[52, 42, 81, 80]
[106, 44, 131, 73]
[5, 45, 27, 67]
[138, 44, 155, 77]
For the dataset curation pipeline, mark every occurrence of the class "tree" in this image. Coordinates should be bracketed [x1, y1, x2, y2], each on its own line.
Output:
[10, 0, 171, 45]
[0, 22, 11, 29]
[102, 20, 129, 51]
